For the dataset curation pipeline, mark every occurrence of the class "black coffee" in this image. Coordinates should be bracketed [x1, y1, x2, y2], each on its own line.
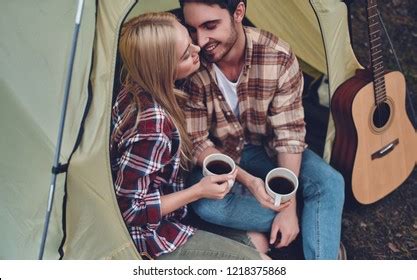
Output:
[206, 160, 232, 175]
[268, 176, 295, 194]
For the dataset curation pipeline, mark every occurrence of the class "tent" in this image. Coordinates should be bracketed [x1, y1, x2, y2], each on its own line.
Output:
[0, 0, 361, 259]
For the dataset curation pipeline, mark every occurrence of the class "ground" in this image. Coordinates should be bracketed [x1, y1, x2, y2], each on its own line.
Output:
[337, 0, 417, 259]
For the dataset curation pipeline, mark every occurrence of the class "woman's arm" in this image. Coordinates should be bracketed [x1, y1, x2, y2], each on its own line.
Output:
[160, 172, 235, 216]
[114, 109, 236, 224]
[114, 133, 170, 227]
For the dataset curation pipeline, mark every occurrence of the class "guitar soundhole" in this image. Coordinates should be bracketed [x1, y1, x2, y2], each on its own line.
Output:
[373, 102, 391, 129]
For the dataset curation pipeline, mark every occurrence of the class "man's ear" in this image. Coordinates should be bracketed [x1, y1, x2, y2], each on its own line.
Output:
[233, 2, 245, 23]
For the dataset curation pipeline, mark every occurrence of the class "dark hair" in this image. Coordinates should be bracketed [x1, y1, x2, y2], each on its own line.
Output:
[179, 0, 246, 16]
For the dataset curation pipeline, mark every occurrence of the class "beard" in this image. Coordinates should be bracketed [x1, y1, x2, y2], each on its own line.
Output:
[201, 21, 239, 63]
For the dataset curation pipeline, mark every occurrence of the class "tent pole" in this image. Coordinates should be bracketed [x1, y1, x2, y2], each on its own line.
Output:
[38, 0, 85, 260]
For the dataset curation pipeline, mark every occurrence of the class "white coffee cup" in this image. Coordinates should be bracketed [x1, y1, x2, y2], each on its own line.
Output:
[265, 167, 298, 206]
[203, 153, 236, 188]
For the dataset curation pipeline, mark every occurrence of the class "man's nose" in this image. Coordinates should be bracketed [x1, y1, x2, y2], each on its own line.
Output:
[192, 44, 201, 54]
[196, 31, 209, 48]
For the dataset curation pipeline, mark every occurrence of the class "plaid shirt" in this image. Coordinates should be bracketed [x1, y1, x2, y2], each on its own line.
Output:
[184, 27, 307, 162]
[110, 88, 194, 259]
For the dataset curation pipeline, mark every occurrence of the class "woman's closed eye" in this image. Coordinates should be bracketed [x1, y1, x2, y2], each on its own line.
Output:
[182, 50, 191, 60]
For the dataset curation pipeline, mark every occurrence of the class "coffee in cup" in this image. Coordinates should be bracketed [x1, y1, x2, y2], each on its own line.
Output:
[203, 153, 236, 187]
[265, 167, 298, 206]
[206, 160, 233, 175]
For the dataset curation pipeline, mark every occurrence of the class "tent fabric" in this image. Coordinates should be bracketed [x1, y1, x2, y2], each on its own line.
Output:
[246, 0, 326, 77]
[309, 0, 361, 161]
[0, 0, 96, 259]
[127, 0, 326, 78]
[0, 0, 360, 259]
[63, 0, 141, 259]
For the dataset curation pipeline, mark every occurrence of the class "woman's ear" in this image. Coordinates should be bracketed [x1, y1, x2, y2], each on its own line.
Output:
[233, 2, 246, 23]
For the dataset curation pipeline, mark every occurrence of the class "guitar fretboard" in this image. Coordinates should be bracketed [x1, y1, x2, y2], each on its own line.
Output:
[366, 0, 386, 104]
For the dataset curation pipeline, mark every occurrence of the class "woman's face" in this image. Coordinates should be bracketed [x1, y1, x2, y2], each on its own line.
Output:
[174, 21, 201, 80]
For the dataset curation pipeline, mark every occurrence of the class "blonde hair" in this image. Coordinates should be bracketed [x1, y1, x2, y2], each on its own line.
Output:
[115, 12, 192, 169]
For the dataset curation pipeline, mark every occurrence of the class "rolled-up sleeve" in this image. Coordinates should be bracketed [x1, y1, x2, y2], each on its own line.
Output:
[268, 49, 307, 154]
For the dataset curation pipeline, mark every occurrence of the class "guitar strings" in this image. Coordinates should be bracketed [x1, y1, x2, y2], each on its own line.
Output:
[377, 9, 417, 129]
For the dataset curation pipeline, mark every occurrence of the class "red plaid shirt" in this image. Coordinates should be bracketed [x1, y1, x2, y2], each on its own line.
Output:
[110, 88, 194, 259]
[183, 27, 307, 162]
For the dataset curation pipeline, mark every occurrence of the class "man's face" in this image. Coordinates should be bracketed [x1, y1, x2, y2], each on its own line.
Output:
[183, 2, 238, 63]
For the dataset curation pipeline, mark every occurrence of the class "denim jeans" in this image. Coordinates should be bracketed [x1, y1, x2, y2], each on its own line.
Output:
[186, 145, 345, 259]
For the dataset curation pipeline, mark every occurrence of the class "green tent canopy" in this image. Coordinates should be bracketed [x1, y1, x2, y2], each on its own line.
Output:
[0, 0, 360, 259]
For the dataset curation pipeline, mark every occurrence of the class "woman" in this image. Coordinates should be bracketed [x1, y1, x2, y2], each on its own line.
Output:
[110, 12, 266, 260]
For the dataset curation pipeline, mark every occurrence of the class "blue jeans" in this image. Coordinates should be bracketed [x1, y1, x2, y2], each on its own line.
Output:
[186, 145, 345, 259]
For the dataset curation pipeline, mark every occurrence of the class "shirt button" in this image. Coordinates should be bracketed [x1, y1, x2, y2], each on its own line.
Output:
[218, 95, 223, 100]
[234, 124, 239, 128]
[226, 112, 231, 116]
[239, 137, 243, 141]
[236, 147, 241, 151]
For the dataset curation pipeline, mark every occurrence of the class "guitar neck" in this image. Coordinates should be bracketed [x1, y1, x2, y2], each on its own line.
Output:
[366, 0, 386, 103]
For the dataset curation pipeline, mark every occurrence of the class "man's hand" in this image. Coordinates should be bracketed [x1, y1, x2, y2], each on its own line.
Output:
[247, 176, 292, 212]
[269, 201, 299, 248]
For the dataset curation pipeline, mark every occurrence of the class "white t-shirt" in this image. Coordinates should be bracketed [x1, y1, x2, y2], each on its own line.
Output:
[213, 63, 241, 117]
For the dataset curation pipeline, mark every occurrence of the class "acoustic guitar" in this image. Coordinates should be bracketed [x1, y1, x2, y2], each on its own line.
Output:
[330, 0, 417, 204]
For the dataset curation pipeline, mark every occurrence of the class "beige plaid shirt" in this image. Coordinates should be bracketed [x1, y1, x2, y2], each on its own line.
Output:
[183, 27, 307, 162]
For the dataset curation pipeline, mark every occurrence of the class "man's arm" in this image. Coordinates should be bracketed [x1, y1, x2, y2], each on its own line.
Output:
[268, 152, 302, 247]
[277, 152, 302, 176]
[268, 47, 305, 247]
[182, 75, 218, 165]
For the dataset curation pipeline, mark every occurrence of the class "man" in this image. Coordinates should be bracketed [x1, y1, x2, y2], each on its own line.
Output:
[180, 0, 345, 259]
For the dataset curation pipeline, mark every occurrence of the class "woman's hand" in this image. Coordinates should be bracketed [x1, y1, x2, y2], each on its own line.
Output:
[193, 170, 237, 200]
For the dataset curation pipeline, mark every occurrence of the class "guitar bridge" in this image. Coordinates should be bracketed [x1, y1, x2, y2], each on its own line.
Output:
[371, 138, 399, 160]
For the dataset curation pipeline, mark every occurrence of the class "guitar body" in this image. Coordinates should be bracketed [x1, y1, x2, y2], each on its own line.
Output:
[331, 70, 416, 204]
